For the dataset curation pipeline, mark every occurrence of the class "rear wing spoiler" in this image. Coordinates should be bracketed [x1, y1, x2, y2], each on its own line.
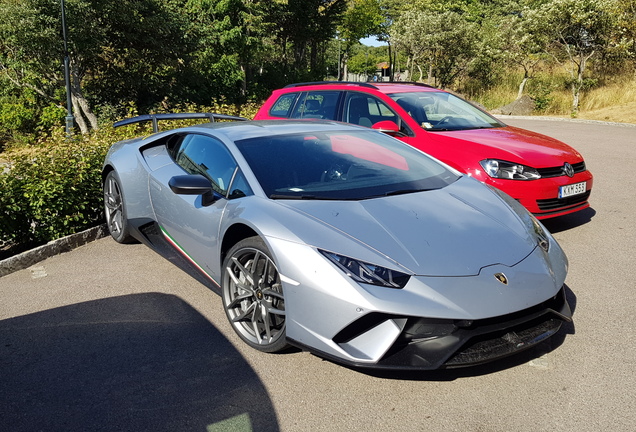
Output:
[113, 113, 248, 133]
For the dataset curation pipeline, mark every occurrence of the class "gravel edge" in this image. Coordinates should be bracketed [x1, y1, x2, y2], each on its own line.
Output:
[496, 114, 636, 127]
[0, 224, 109, 277]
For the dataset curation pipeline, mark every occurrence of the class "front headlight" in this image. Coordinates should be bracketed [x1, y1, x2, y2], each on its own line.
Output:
[488, 185, 550, 252]
[319, 250, 410, 289]
[531, 217, 550, 252]
[480, 159, 541, 180]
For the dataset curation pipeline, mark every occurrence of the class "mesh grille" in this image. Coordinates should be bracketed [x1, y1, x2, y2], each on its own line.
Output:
[537, 161, 586, 178]
[444, 317, 562, 366]
[537, 190, 591, 210]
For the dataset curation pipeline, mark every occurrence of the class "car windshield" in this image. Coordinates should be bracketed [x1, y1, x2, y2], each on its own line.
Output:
[389, 91, 504, 131]
[235, 130, 460, 200]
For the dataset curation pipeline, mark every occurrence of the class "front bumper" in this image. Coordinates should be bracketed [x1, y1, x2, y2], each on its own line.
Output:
[291, 286, 572, 370]
[484, 171, 593, 219]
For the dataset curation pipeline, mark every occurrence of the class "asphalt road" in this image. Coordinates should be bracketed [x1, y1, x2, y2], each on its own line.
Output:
[1, 118, 635, 432]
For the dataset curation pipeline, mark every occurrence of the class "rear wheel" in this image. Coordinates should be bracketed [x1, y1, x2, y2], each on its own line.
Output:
[103, 171, 135, 244]
[222, 237, 288, 353]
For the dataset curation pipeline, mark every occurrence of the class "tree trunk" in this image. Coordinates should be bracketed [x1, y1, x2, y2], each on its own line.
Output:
[387, 43, 393, 82]
[71, 95, 89, 135]
[517, 77, 529, 99]
[75, 93, 98, 130]
[571, 53, 591, 115]
[240, 64, 248, 101]
[71, 65, 98, 132]
[342, 50, 349, 81]
[309, 38, 318, 73]
[571, 80, 580, 114]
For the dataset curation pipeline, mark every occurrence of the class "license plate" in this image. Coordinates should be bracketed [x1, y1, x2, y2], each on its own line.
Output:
[559, 181, 586, 198]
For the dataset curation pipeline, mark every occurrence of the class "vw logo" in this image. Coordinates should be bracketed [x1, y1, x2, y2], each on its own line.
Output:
[494, 273, 508, 285]
[563, 162, 574, 178]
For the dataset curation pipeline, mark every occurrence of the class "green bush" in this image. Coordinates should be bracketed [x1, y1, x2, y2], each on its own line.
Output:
[527, 79, 555, 112]
[0, 103, 260, 249]
[38, 104, 67, 131]
[0, 101, 35, 131]
[0, 129, 112, 246]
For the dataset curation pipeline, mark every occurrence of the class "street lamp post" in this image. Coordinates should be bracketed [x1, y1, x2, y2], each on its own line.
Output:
[60, 0, 74, 138]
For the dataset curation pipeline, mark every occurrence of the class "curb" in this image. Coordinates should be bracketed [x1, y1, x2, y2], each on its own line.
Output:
[0, 224, 109, 278]
[496, 114, 636, 128]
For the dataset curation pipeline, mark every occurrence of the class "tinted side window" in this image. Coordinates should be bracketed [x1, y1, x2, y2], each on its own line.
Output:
[269, 93, 299, 117]
[228, 169, 253, 199]
[344, 93, 397, 127]
[344, 93, 413, 137]
[174, 134, 238, 195]
[290, 91, 341, 120]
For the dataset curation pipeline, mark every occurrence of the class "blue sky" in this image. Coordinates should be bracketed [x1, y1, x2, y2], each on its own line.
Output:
[360, 36, 387, 47]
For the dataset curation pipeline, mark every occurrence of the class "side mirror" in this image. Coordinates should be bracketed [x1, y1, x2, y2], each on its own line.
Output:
[372, 120, 405, 137]
[168, 174, 223, 206]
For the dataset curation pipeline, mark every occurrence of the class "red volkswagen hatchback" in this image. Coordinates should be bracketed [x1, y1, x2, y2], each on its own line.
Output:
[255, 82, 593, 219]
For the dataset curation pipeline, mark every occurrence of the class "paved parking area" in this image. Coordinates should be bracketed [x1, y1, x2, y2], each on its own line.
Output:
[1, 118, 635, 431]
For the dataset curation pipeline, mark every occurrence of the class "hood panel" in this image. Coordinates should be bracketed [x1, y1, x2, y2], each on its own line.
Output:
[280, 177, 536, 276]
[428, 126, 583, 167]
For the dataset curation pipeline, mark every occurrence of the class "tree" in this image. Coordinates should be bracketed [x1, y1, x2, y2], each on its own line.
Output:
[497, 8, 550, 99]
[609, 0, 636, 71]
[184, 0, 269, 105]
[338, 0, 384, 79]
[370, 0, 406, 81]
[271, 0, 346, 82]
[0, 0, 191, 135]
[623, 0, 636, 61]
[347, 45, 388, 77]
[534, 0, 616, 114]
[66, 0, 196, 120]
[391, 9, 478, 88]
[0, 1, 76, 135]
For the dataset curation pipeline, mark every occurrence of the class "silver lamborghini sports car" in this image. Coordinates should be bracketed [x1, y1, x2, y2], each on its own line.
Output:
[103, 114, 572, 370]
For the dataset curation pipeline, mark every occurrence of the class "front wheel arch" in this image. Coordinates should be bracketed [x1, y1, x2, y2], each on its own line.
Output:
[220, 223, 258, 267]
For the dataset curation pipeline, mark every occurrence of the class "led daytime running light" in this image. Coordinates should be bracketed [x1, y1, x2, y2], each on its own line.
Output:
[319, 250, 410, 289]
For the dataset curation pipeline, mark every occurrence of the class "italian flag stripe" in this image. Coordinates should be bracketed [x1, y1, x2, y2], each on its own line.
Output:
[160, 226, 219, 286]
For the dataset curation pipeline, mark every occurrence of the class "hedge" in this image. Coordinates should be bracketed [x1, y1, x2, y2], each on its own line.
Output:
[0, 102, 260, 250]
[0, 128, 117, 247]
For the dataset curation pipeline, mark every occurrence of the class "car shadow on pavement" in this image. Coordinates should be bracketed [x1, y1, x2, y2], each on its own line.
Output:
[542, 207, 596, 234]
[350, 284, 577, 382]
[0, 293, 279, 432]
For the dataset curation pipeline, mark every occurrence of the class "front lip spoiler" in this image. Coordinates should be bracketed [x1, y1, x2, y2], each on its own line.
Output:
[290, 286, 572, 371]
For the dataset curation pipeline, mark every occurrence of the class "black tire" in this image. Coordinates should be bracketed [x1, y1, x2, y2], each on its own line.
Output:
[222, 236, 288, 353]
[103, 170, 135, 244]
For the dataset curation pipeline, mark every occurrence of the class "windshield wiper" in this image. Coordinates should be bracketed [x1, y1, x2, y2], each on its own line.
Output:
[270, 194, 318, 200]
[381, 188, 432, 197]
[270, 194, 365, 201]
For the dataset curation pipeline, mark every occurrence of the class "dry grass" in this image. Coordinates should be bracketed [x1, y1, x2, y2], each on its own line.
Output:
[470, 70, 636, 125]
[575, 101, 636, 124]
[576, 77, 636, 123]
[529, 77, 636, 124]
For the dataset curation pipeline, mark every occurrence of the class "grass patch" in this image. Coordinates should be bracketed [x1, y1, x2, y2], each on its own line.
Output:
[467, 68, 636, 123]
